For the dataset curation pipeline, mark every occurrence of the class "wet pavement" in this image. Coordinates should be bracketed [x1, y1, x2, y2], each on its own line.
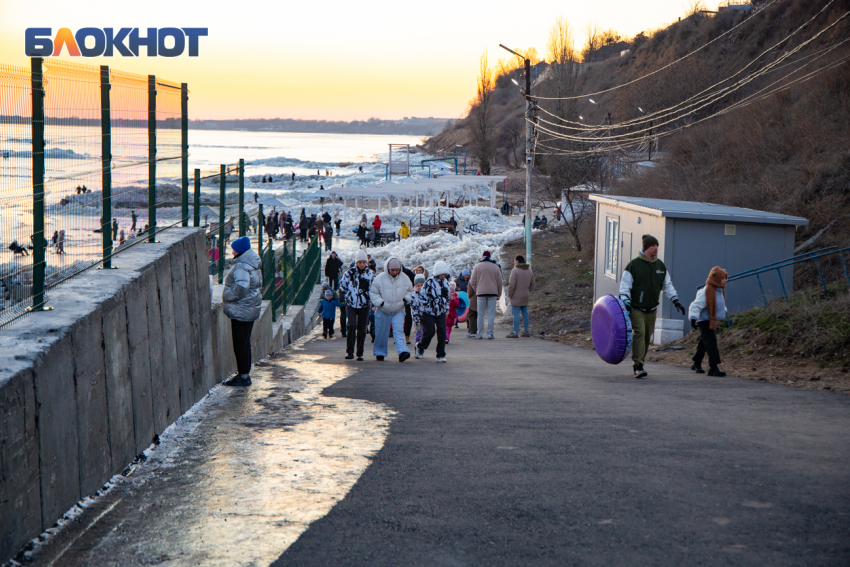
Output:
[15, 323, 850, 566]
[19, 331, 394, 567]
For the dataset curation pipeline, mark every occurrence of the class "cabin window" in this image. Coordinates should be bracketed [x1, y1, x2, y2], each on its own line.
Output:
[605, 217, 619, 278]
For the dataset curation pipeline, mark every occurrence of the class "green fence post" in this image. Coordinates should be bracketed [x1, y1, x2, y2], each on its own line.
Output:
[100, 65, 114, 268]
[148, 75, 157, 243]
[193, 168, 200, 227]
[181, 83, 189, 227]
[30, 57, 48, 312]
[218, 164, 226, 284]
[282, 240, 288, 316]
[257, 204, 263, 253]
[238, 158, 245, 237]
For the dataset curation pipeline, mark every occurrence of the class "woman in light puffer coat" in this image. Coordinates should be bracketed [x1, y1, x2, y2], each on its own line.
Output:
[369, 256, 413, 362]
[222, 236, 263, 386]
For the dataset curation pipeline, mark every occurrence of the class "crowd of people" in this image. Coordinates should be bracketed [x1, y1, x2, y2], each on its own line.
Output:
[217, 223, 729, 384]
[260, 208, 341, 251]
[316, 246, 537, 363]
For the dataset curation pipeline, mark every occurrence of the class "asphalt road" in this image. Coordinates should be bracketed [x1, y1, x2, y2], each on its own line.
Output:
[272, 325, 850, 567]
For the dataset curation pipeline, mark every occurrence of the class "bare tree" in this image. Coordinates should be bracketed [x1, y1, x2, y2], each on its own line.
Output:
[547, 15, 578, 120]
[683, 0, 707, 17]
[534, 152, 601, 251]
[582, 21, 601, 62]
[469, 51, 497, 175]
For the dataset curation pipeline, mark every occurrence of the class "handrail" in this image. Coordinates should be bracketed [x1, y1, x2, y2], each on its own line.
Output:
[697, 246, 850, 311]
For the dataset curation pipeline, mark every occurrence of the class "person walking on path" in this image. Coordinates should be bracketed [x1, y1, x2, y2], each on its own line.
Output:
[688, 267, 729, 377]
[507, 255, 534, 338]
[112, 218, 119, 241]
[322, 281, 347, 336]
[398, 221, 410, 239]
[370, 256, 414, 362]
[446, 282, 460, 343]
[415, 261, 451, 362]
[401, 262, 416, 344]
[466, 274, 478, 338]
[619, 234, 686, 379]
[325, 251, 344, 290]
[469, 251, 502, 340]
[340, 250, 374, 361]
[323, 221, 333, 251]
[222, 236, 262, 387]
[410, 274, 425, 344]
[318, 290, 345, 339]
[130, 210, 137, 232]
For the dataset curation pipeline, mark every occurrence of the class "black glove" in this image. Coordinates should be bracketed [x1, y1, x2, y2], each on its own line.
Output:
[690, 318, 698, 330]
[441, 286, 449, 299]
[673, 299, 686, 316]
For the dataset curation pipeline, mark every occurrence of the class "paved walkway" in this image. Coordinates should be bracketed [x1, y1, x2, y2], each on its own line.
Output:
[22, 325, 850, 566]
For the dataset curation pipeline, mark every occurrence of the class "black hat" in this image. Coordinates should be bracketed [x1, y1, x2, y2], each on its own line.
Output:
[642, 234, 659, 250]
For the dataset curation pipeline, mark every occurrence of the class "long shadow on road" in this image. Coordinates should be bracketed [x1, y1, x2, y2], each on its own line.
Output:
[274, 326, 850, 567]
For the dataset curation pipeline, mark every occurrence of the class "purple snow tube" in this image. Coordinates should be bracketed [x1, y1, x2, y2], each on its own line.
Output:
[591, 295, 633, 365]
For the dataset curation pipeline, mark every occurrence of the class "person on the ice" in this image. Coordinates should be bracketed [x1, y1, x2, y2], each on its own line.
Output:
[414, 261, 451, 363]
[340, 249, 375, 361]
[446, 281, 460, 344]
[399, 221, 410, 239]
[372, 215, 382, 232]
[688, 266, 728, 377]
[318, 290, 344, 338]
[619, 234, 686, 379]
[369, 256, 414, 362]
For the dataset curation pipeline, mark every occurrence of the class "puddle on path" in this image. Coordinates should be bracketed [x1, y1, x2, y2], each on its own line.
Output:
[25, 331, 395, 567]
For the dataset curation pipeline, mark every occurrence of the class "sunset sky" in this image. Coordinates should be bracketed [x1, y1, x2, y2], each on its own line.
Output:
[0, 0, 699, 121]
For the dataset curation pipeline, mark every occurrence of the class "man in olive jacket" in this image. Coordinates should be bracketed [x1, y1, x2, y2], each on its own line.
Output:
[619, 234, 686, 379]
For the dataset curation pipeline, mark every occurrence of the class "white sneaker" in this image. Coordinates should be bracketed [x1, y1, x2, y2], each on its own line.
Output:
[466, 333, 476, 338]
[436, 357, 447, 363]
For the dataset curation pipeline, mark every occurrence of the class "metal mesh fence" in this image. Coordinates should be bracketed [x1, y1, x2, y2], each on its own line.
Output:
[0, 62, 35, 323]
[0, 58, 197, 330]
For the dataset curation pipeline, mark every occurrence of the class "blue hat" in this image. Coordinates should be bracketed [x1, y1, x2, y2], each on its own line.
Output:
[461, 269, 470, 277]
[324, 290, 333, 297]
[231, 236, 251, 255]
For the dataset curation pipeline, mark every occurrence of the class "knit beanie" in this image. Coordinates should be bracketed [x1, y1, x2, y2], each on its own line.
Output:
[482, 250, 491, 258]
[642, 234, 659, 250]
[434, 261, 450, 276]
[322, 282, 329, 289]
[231, 236, 251, 255]
[355, 249, 368, 262]
[414, 274, 426, 285]
[324, 290, 333, 298]
[461, 269, 470, 277]
[387, 258, 401, 271]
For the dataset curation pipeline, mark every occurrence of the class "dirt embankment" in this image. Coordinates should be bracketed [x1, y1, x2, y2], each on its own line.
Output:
[501, 227, 850, 395]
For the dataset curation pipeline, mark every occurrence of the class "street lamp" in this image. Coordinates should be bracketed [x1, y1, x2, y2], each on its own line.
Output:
[500, 43, 534, 265]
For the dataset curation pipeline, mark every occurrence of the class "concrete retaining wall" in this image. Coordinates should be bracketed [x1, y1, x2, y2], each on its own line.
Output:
[0, 229, 322, 563]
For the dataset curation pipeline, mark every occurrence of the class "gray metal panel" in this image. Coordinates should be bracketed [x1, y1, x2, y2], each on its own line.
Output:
[589, 195, 808, 226]
[670, 219, 795, 315]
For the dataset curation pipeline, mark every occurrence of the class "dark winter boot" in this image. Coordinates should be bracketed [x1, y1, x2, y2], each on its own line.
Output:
[691, 363, 705, 374]
[399, 351, 410, 362]
[707, 367, 726, 377]
[223, 374, 252, 387]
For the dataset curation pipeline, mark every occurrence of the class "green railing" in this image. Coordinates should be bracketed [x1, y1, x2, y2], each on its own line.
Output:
[260, 235, 321, 322]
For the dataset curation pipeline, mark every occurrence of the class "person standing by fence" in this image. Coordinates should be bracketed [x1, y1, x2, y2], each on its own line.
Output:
[222, 236, 262, 387]
[340, 250, 374, 361]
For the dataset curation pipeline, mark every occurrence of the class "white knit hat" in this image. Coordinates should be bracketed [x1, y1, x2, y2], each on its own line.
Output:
[355, 250, 368, 262]
[433, 261, 450, 276]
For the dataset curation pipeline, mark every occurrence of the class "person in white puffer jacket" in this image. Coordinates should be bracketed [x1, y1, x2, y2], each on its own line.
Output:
[369, 256, 413, 362]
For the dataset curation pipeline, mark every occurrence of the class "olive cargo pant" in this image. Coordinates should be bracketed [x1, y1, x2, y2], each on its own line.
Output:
[629, 308, 656, 367]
